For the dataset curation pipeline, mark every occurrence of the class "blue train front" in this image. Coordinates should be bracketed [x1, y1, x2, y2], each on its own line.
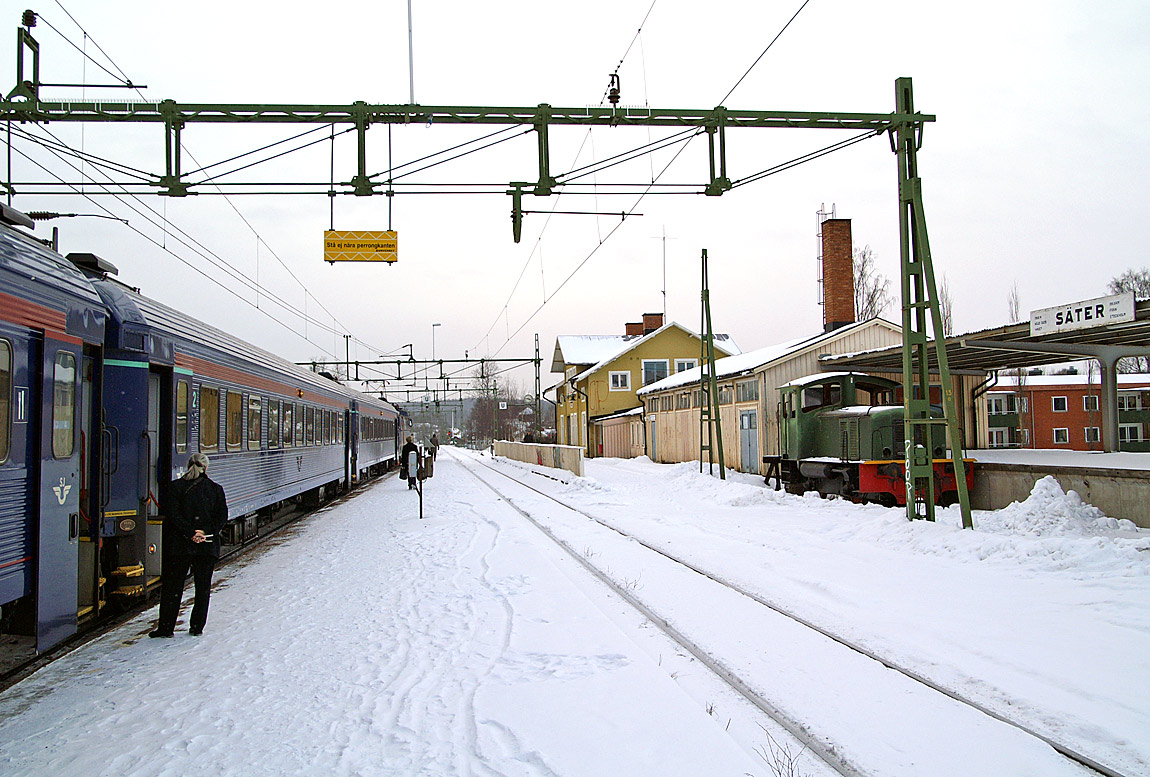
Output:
[0, 206, 401, 655]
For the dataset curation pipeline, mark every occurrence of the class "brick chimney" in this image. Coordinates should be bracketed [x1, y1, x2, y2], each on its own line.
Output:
[642, 312, 664, 334]
[625, 322, 644, 336]
[821, 218, 855, 332]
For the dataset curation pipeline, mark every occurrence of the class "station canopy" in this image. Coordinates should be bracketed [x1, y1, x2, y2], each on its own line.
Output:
[820, 300, 1150, 375]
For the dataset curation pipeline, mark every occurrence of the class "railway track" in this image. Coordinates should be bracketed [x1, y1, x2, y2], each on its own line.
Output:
[459, 451, 1132, 777]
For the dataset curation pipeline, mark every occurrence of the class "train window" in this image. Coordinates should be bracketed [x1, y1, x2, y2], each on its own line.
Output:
[175, 380, 189, 453]
[0, 340, 10, 462]
[305, 406, 314, 446]
[200, 386, 219, 451]
[282, 403, 293, 448]
[337, 413, 343, 444]
[248, 396, 262, 450]
[226, 391, 243, 451]
[324, 410, 331, 445]
[294, 404, 304, 447]
[856, 382, 895, 407]
[802, 382, 841, 412]
[268, 400, 281, 447]
[51, 351, 77, 458]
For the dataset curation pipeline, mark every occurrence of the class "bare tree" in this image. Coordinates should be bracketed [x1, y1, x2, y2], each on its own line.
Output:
[1007, 282, 1022, 324]
[1108, 268, 1150, 372]
[853, 245, 892, 320]
[1108, 268, 1150, 300]
[937, 273, 954, 337]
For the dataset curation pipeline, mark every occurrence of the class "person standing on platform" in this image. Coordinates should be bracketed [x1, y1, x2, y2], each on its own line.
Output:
[430, 432, 439, 460]
[150, 453, 228, 638]
[401, 435, 419, 490]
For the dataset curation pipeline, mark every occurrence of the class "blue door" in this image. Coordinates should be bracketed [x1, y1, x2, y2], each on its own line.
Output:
[37, 339, 83, 652]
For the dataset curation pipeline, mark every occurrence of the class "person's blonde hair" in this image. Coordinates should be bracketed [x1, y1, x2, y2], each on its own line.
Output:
[184, 452, 209, 480]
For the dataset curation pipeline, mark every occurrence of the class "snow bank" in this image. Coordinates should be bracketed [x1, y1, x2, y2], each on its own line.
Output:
[976, 475, 1140, 537]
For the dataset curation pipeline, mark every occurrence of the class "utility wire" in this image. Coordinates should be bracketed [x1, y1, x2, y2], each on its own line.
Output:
[721, 0, 812, 105]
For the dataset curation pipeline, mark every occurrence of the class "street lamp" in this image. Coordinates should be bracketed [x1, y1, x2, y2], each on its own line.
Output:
[432, 323, 441, 360]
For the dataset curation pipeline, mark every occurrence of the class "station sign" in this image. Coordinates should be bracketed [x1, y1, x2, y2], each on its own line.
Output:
[323, 230, 398, 263]
[1030, 292, 1134, 336]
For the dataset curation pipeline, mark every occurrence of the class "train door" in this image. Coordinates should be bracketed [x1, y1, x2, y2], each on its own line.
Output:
[144, 372, 166, 583]
[77, 350, 102, 621]
[739, 409, 758, 473]
[36, 338, 83, 652]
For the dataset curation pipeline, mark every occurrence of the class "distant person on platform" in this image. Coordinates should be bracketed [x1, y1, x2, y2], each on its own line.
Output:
[523, 431, 536, 443]
[430, 432, 439, 460]
[151, 453, 228, 638]
[401, 435, 419, 490]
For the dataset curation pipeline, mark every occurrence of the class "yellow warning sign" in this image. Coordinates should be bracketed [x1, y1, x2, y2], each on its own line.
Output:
[323, 230, 398, 263]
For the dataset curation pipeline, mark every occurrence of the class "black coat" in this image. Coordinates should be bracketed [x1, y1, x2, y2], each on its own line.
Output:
[400, 441, 419, 475]
[164, 475, 228, 558]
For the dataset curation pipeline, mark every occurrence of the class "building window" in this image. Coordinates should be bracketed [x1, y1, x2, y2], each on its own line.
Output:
[226, 391, 243, 451]
[641, 359, 669, 386]
[175, 379, 189, 453]
[200, 386, 219, 451]
[1020, 429, 1030, 446]
[1119, 424, 1143, 443]
[987, 395, 1014, 415]
[1084, 427, 1101, 444]
[609, 371, 631, 391]
[736, 379, 759, 403]
[677, 392, 691, 410]
[989, 429, 1007, 448]
[269, 400, 281, 447]
[1118, 393, 1141, 412]
[1053, 427, 1069, 444]
[248, 396, 262, 449]
[51, 351, 77, 459]
[1083, 395, 1099, 412]
[675, 359, 696, 373]
[1052, 396, 1068, 412]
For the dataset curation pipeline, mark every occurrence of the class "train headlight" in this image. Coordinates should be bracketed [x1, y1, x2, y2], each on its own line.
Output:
[148, 543, 158, 555]
[118, 518, 137, 533]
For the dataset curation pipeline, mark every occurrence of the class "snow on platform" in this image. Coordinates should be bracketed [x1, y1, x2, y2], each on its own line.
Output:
[0, 455, 763, 777]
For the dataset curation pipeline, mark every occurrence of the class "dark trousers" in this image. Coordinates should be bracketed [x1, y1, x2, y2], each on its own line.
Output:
[157, 554, 216, 632]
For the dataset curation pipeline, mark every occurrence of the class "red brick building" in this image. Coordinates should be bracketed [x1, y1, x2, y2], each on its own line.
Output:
[985, 374, 1150, 451]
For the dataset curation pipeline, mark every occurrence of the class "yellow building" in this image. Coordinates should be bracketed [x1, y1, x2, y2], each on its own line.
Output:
[549, 313, 738, 457]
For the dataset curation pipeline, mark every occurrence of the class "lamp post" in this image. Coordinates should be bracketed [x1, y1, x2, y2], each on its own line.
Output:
[432, 322, 441, 360]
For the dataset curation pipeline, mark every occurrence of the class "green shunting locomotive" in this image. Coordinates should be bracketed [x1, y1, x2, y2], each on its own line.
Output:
[768, 372, 973, 506]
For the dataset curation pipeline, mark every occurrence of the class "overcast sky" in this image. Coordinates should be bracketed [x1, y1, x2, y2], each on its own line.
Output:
[5, 1, 1148, 397]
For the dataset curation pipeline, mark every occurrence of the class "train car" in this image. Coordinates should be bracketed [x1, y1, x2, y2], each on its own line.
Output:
[348, 389, 401, 482]
[0, 206, 107, 652]
[0, 205, 402, 656]
[769, 372, 972, 506]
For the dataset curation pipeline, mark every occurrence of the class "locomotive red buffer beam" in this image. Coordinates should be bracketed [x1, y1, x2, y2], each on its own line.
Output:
[862, 459, 975, 507]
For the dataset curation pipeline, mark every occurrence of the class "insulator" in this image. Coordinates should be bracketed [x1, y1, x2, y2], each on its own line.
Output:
[22, 10, 36, 28]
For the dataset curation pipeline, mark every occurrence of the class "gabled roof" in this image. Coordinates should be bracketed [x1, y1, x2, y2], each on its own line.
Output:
[637, 317, 899, 395]
[555, 320, 740, 382]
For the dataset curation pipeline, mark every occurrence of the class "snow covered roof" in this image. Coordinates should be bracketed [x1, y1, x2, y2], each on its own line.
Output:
[552, 321, 739, 377]
[987, 373, 1150, 390]
[637, 319, 897, 396]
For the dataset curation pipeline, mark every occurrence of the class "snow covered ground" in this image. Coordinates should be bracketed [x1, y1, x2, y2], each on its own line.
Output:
[1, 448, 1147, 777]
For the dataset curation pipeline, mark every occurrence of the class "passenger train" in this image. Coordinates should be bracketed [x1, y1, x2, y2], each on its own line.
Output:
[769, 372, 973, 506]
[0, 204, 403, 655]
